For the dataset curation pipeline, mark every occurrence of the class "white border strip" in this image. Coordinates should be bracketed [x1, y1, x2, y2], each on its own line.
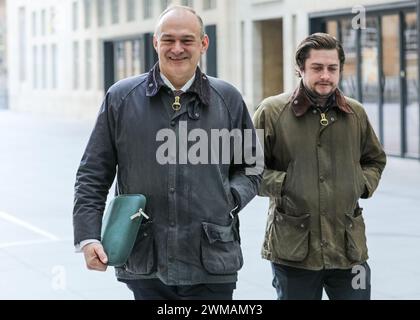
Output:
[0, 211, 60, 241]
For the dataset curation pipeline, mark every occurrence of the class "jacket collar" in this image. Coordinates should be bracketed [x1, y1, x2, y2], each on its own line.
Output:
[146, 62, 211, 107]
[288, 81, 353, 117]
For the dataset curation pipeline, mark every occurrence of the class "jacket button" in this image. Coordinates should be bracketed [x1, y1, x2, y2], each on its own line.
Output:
[313, 109, 317, 114]
[294, 100, 298, 105]
[148, 83, 153, 87]
[349, 223, 353, 228]
[300, 224, 305, 228]
[331, 117, 335, 122]
[170, 121, 176, 127]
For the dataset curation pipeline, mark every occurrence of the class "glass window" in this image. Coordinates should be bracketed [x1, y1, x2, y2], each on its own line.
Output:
[203, 0, 216, 10]
[340, 19, 357, 99]
[18, 7, 26, 82]
[361, 17, 380, 134]
[115, 41, 125, 81]
[32, 46, 38, 88]
[160, 0, 169, 12]
[97, 0, 105, 27]
[143, 0, 152, 19]
[126, 0, 135, 22]
[326, 20, 337, 38]
[50, 7, 56, 34]
[32, 11, 37, 37]
[84, 0, 91, 28]
[41, 44, 47, 89]
[51, 44, 57, 89]
[41, 9, 46, 35]
[405, 12, 419, 157]
[111, 0, 119, 24]
[72, 2, 78, 30]
[73, 41, 79, 89]
[182, 0, 194, 7]
[85, 40, 92, 90]
[382, 14, 401, 155]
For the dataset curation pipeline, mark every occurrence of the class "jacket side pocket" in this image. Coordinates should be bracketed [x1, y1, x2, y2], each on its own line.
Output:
[201, 219, 243, 275]
[125, 220, 156, 275]
[345, 207, 368, 262]
[269, 209, 310, 262]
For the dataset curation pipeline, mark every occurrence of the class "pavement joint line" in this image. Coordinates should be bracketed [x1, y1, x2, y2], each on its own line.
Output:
[0, 210, 60, 241]
[0, 238, 61, 249]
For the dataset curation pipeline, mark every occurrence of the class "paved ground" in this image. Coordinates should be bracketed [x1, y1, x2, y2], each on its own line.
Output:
[0, 109, 419, 300]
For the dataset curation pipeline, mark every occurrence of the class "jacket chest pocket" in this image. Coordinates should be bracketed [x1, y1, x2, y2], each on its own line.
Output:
[200, 219, 243, 275]
[269, 209, 310, 262]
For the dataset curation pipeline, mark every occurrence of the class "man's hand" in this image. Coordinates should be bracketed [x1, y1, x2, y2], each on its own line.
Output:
[82, 243, 108, 271]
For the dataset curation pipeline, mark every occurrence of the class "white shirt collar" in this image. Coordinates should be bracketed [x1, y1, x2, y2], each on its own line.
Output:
[160, 72, 196, 92]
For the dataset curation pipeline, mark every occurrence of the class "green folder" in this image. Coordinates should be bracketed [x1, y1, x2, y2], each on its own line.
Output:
[101, 194, 148, 267]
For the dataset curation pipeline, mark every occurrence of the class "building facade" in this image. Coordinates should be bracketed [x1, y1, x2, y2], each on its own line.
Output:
[5, 0, 420, 158]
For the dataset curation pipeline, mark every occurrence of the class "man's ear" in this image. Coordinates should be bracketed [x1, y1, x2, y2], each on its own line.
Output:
[201, 35, 209, 54]
[153, 35, 158, 52]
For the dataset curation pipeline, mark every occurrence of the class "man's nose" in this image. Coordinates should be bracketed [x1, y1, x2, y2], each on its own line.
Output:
[320, 69, 330, 80]
[171, 41, 184, 54]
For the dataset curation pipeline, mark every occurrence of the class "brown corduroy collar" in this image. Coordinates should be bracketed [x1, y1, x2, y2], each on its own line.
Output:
[288, 81, 353, 117]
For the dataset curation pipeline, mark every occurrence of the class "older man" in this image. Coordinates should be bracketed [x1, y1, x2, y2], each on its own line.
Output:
[73, 6, 261, 300]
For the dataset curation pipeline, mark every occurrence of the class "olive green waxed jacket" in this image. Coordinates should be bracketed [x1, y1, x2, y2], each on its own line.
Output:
[253, 84, 386, 270]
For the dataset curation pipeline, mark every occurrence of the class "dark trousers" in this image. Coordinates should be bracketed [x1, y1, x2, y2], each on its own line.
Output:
[120, 278, 236, 300]
[271, 262, 371, 300]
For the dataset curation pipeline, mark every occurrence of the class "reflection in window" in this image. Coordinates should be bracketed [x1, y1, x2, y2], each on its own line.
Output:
[84, 0, 91, 29]
[405, 12, 419, 157]
[73, 41, 79, 89]
[33, 46, 38, 88]
[51, 44, 58, 89]
[126, 0, 135, 22]
[50, 7, 56, 34]
[32, 12, 37, 37]
[203, 0, 216, 10]
[361, 17, 380, 134]
[182, 0, 194, 7]
[41, 9, 46, 35]
[382, 14, 401, 155]
[161, 0, 170, 12]
[111, 0, 119, 24]
[144, 0, 152, 19]
[72, 2, 78, 30]
[115, 42, 125, 81]
[340, 19, 357, 98]
[41, 45, 47, 89]
[326, 20, 337, 38]
[97, 0, 105, 27]
[85, 40, 92, 90]
[19, 7, 26, 82]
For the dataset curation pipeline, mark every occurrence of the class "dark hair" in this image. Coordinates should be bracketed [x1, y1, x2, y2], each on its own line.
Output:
[155, 5, 205, 38]
[295, 32, 345, 77]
